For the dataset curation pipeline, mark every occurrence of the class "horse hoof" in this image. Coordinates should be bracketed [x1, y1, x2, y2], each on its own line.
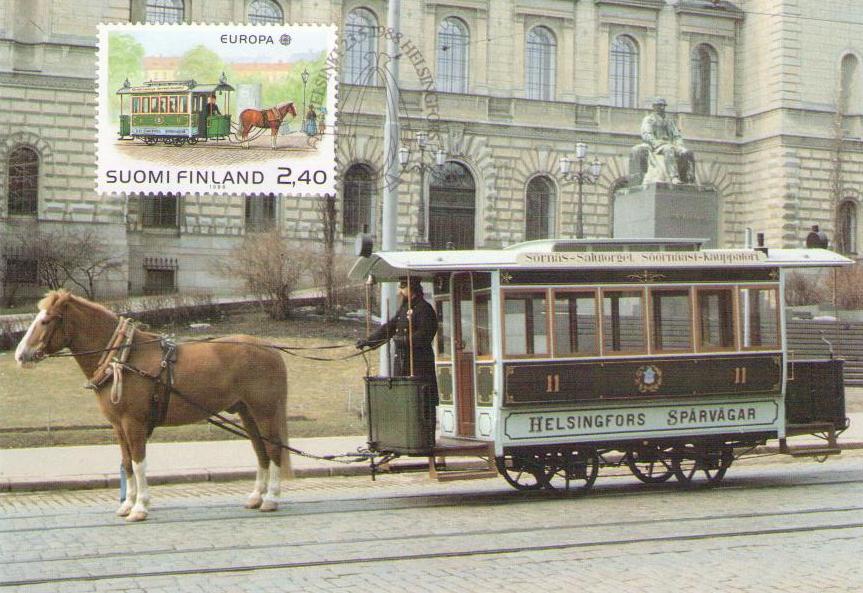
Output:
[116, 504, 132, 517]
[259, 500, 279, 512]
[245, 496, 263, 510]
[125, 511, 148, 522]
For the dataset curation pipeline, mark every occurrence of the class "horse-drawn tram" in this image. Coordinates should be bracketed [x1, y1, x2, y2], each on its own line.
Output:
[351, 238, 852, 491]
[116, 76, 234, 145]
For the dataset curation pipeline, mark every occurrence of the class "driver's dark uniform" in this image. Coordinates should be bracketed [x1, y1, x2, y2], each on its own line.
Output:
[362, 294, 439, 405]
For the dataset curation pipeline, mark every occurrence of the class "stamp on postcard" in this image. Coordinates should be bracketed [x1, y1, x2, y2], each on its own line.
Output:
[96, 23, 337, 196]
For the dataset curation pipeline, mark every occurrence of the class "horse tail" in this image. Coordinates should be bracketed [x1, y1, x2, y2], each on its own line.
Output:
[279, 368, 294, 480]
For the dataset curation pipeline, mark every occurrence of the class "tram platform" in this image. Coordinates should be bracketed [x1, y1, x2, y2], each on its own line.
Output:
[1, 413, 862, 492]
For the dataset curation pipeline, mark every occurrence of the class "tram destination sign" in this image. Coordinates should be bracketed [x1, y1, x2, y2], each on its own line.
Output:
[515, 250, 767, 268]
[503, 400, 779, 441]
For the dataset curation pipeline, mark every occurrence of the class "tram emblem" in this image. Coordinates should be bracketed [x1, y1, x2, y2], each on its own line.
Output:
[635, 365, 663, 393]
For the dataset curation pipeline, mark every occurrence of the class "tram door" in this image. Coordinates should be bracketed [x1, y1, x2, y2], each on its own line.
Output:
[452, 273, 476, 437]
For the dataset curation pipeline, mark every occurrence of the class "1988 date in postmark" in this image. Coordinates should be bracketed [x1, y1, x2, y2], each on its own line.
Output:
[96, 23, 337, 196]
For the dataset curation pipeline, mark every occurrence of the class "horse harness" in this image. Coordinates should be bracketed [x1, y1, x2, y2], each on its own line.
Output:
[261, 107, 282, 127]
[85, 317, 177, 437]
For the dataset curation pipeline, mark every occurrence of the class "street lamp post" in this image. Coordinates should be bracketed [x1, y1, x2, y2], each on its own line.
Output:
[399, 130, 447, 250]
[560, 142, 603, 239]
[300, 67, 310, 125]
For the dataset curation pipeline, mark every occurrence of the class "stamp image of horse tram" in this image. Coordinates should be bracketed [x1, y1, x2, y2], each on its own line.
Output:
[351, 238, 853, 492]
[116, 75, 234, 145]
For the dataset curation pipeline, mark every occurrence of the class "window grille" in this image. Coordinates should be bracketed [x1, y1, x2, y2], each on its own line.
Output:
[691, 44, 718, 115]
[8, 146, 38, 216]
[145, 0, 184, 23]
[141, 193, 179, 228]
[245, 194, 277, 232]
[342, 164, 375, 236]
[526, 26, 556, 101]
[610, 35, 638, 108]
[525, 176, 554, 240]
[248, 0, 283, 24]
[344, 8, 378, 86]
[437, 17, 469, 93]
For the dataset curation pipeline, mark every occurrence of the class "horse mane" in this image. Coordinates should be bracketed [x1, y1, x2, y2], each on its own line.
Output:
[38, 290, 118, 321]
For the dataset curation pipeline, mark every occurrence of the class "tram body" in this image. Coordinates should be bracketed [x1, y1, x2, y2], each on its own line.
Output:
[353, 239, 852, 488]
[116, 79, 234, 144]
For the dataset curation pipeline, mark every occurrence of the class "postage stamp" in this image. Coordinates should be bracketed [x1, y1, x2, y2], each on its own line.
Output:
[96, 23, 337, 196]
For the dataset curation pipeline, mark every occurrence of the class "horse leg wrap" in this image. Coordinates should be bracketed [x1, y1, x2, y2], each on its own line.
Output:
[116, 467, 136, 516]
[245, 465, 268, 509]
[127, 460, 150, 521]
[260, 460, 281, 512]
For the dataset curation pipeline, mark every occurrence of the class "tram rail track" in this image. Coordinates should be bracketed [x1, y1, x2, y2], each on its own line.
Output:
[2, 511, 862, 588]
[2, 469, 862, 530]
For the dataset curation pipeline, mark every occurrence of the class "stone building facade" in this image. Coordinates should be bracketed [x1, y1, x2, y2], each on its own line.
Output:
[1, 0, 862, 298]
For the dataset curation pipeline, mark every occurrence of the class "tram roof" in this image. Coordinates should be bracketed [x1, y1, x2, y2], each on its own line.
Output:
[117, 79, 236, 94]
[349, 238, 853, 281]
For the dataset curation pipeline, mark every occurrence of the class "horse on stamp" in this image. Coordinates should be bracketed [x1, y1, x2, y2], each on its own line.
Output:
[14, 291, 293, 522]
[238, 101, 298, 149]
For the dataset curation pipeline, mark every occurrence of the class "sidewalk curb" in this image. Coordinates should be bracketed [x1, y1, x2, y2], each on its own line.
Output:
[3, 441, 861, 493]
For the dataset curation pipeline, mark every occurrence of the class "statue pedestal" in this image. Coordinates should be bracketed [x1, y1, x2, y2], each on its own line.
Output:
[613, 183, 719, 247]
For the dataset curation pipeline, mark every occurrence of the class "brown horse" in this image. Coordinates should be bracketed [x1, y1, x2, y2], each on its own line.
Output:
[238, 101, 297, 149]
[14, 291, 292, 522]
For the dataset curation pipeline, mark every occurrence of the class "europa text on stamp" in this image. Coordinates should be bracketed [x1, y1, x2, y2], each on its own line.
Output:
[97, 23, 337, 196]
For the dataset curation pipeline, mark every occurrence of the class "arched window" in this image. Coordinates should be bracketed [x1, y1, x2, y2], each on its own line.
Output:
[610, 35, 638, 108]
[343, 164, 375, 236]
[145, 0, 184, 23]
[691, 43, 718, 115]
[837, 200, 858, 255]
[248, 0, 283, 24]
[840, 54, 860, 114]
[526, 26, 556, 101]
[525, 176, 555, 240]
[7, 146, 39, 216]
[437, 17, 469, 94]
[344, 8, 378, 86]
[429, 161, 476, 249]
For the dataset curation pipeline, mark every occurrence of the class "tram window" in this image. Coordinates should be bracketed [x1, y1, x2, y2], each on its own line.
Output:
[140, 98, 149, 113]
[168, 96, 178, 113]
[504, 293, 548, 357]
[132, 97, 139, 113]
[651, 290, 692, 352]
[475, 292, 492, 357]
[697, 288, 735, 350]
[553, 292, 598, 356]
[740, 287, 779, 348]
[180, 96, 188, 113]
[436, 299, 452, 359]
[159, 96, 168, 113]
[460, 297, 475, 353]
[602, 290, 645, 354]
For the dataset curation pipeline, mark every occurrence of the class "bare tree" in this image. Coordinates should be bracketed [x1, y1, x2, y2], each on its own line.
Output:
[315, 194, 338, 318]
[60, 230, 124, 299]
[215, 230, 308, 320]
[1, 229, 122, 305]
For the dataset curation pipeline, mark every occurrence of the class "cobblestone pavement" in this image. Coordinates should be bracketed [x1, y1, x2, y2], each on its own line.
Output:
[1, 451, 861, 593]
[113, 130, 320, 167]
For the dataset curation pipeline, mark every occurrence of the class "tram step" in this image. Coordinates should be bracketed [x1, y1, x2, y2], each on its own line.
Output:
[432, 468, 499, 482]
[786, 447, 842, 458]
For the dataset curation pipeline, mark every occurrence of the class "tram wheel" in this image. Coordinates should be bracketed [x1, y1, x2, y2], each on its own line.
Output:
[142, 137, 157, 145]
[626, 447, 674, 484]
[542, 448, 600, 492]
[188, 137, 198, 144]
[672, 446, 733, 487]
[495, 455, 546, 491]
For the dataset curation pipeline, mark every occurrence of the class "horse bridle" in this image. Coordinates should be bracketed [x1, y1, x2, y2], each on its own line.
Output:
[32, 310, 65, 361]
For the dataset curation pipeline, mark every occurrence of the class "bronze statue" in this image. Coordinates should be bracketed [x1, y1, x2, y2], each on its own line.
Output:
[629, 98, 696, 186]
